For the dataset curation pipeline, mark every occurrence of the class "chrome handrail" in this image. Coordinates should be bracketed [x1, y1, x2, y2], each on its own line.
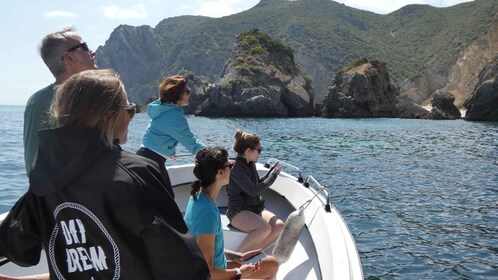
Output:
[304, 176, 332, 212]
[264, 158, 331, 212]
[264, 158, 304, 183]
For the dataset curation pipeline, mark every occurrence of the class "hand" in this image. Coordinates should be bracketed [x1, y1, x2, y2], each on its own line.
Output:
[240, 261, 261, 278]
[272, 166, 282, 174]
[225, 251, 243, 262]
[241, 249, 262, 262]
[271, 161, 281, 174]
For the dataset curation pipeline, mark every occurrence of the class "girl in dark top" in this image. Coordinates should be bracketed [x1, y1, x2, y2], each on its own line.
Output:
[226, 129, 284, 252]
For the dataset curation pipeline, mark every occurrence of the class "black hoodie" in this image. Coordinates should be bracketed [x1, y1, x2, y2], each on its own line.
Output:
[0, 126, 209, 279]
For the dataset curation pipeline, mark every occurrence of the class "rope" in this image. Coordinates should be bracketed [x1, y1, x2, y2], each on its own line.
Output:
[299, 186, 327, 210]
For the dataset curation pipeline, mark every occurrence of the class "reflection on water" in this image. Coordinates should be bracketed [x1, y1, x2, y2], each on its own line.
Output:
[1, 106, 497, 279]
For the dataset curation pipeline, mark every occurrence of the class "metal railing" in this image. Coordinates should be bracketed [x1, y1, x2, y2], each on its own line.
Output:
[264, 158, 331, 212]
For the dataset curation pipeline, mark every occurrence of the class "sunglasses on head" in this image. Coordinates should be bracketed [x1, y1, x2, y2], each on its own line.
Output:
[122, 103, 137, 119]
[66, 42, 90, 53]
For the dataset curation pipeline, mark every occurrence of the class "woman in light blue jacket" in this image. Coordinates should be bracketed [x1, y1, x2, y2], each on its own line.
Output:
[137, 75, 205, 197]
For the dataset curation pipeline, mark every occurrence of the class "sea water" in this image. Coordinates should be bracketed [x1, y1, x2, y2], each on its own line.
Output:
[0, 105, 496, 279]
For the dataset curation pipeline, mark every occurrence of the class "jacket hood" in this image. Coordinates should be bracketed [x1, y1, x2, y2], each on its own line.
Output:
[147, 100, 180, 119]
[29, 126, 116, 196]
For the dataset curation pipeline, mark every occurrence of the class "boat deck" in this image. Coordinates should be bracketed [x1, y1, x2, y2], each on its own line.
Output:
[173, 183, 322, 280]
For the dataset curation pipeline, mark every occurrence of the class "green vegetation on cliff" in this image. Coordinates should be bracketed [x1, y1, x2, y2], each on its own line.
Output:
[96, 0, 498, 102]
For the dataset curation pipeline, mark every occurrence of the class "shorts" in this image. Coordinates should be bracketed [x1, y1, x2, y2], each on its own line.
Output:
[226, 204, 265, 222]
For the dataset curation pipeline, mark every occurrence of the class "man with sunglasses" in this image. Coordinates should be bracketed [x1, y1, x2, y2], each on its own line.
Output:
[24, 27, 97, 176]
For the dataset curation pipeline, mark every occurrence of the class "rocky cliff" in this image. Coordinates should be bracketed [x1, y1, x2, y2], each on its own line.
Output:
[195, 29, 314, 117]
[464, 56, 498, 121]
[400, 12, 498, 108]
[317, 59, 400, 118]
[94, 0, 498, 108]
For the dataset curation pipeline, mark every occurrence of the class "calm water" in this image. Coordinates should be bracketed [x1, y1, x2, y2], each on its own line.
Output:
[0, 105, 497, 279]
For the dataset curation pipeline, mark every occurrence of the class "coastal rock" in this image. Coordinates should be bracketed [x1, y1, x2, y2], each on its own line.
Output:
[195, 29, 314, 117]
[396, 95, 431, 119]
[317, 59, 400, 118]
[94, 2, 497, 108]
[95, 25, 166, 104]
[429, 90, 461, 119]
[400, 13, 498, 108]
[464, 57, 498, 121]
[400, 56, 457, 106]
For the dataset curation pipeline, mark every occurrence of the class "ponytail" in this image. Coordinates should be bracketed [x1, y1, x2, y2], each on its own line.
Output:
[190, 180, 202, 200]
[233, 129, 260, 155]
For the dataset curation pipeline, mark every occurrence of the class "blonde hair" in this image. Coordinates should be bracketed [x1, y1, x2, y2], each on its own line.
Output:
[51, 69, 125, 147]
[233, 129, 260, 155]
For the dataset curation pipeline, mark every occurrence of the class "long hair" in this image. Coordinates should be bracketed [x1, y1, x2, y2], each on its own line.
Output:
[233, 129, 260, 155]
[158, 75, 188, 104]
[39, 26, 80, 77]
[51, 69, 125, 147]
[190, 147, 228, 200]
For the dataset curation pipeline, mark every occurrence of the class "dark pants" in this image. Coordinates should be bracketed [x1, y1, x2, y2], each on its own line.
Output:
[136, 147, 174, 198]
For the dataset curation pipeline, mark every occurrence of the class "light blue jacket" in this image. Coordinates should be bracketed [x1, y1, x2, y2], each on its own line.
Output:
[142, 100, 205, 157]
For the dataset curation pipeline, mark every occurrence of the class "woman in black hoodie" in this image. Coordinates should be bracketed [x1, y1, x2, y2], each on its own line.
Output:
[0, 69, 209, 280]
[226, 129, 284, 253]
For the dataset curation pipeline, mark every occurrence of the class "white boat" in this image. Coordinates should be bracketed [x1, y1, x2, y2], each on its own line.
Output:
[0, 159, 363, 279]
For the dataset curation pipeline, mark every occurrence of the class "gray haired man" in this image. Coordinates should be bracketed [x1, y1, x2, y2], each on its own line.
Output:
[24, 27, 97, 175]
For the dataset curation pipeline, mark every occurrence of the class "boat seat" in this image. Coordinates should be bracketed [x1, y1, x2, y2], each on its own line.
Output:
[218, 206, 248, 251]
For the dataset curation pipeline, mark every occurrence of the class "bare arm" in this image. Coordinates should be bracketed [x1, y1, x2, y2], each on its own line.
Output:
[0, 273, 50, 280]
[197, 234, 258, 279]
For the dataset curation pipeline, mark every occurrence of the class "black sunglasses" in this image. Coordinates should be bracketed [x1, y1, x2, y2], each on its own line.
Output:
[122, 103, 137, 119]
[255, 147, 262, 153]
[223, 163, 234, 170]
[66, 42, 90, 53]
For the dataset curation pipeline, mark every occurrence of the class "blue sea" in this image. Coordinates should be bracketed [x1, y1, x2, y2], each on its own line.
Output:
[0, 104, 497, 279]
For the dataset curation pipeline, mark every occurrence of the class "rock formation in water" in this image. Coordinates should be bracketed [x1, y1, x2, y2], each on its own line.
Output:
[317, 59, 400, 118]
[464, 56, 498, 121]
[396, 95, 431, 119]
[429, 90, 461, 119]
[194, 29, 314, 117]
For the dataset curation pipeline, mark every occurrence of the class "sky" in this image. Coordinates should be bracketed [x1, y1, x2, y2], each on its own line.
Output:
[0, 0, 472, 105]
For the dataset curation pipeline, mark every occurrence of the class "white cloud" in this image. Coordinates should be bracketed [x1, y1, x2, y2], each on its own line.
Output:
[336, 0, 473, 14]
[193, 0, 248, 18]
[101, 4, 148, 19]
[43, 10, 78, 18]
